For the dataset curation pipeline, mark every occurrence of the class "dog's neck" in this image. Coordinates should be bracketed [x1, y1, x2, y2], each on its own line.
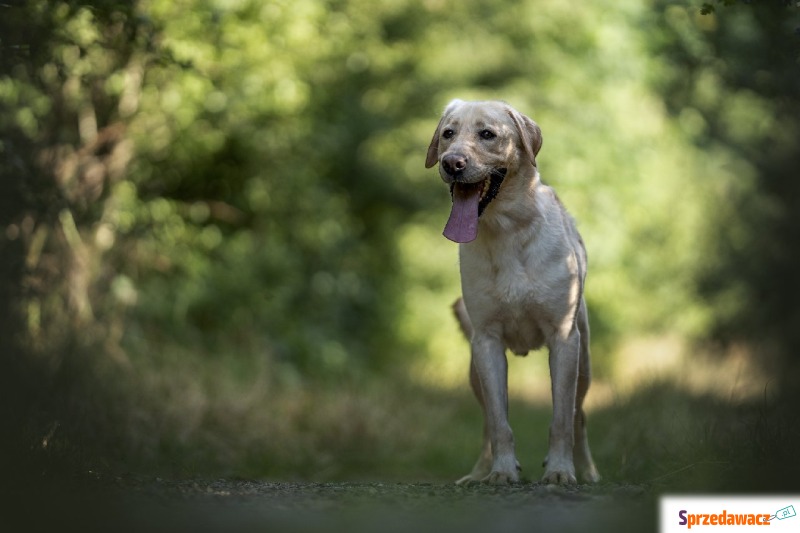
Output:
[475, 166, 545, 239]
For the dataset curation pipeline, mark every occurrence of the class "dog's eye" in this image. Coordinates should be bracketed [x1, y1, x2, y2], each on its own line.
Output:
[442, 128, 455, 139]
[479, 129, 496, 140]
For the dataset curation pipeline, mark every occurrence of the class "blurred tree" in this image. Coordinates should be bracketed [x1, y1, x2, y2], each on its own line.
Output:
[0, 0, 437, 379]
[647, 0, 800, 380]
[0, 0, 456, 474]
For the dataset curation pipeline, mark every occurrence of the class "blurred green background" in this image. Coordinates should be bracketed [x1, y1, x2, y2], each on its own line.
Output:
[1, 0, 799, 490]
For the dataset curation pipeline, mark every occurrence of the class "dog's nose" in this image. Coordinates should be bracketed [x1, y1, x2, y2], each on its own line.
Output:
[442, 153, 468, 176]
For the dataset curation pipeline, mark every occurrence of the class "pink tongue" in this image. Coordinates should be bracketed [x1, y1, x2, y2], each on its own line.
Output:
[443, 183, 481, 243]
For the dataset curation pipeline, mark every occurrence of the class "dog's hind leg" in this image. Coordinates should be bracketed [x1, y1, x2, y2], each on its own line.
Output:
[455, 354, 494, 485]
[453, 298, 493, 485]
[573, 298, 600, 483]
[452, 298, 473, 339]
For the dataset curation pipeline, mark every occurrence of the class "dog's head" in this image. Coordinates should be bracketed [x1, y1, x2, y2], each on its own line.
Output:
[425, 99, 542, 243]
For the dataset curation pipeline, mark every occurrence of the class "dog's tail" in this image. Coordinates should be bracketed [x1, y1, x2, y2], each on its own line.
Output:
[452, 297, 473, 340]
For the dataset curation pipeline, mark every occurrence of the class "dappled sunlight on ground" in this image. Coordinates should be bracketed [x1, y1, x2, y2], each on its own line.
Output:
[612, 336, 773, 403]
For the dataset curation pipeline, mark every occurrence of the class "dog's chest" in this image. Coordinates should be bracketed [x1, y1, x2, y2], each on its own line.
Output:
[461, 235, 575, 355]
[492, 260, 553, 355]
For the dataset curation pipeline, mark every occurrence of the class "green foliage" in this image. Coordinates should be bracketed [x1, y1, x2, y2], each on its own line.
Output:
[0, 0, 744, 377]
[700, 1, 737, 16]
[2, 0, 798, 479]
[2, 0, 438, 376]
[649, 0, 800, 362]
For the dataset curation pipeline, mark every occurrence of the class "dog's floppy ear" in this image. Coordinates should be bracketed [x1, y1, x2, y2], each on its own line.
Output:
[507, 107, 543, 166]
[425, 99, 464, 169]
[425, 119, 443, 169]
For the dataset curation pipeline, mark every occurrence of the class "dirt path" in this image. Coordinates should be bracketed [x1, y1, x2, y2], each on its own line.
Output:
[13, 479, 656, 532]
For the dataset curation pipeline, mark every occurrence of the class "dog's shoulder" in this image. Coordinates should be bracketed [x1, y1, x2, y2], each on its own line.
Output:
[533, 181, 586, 270]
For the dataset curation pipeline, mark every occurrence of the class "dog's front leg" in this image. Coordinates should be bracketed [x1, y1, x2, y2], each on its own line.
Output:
[471, 334, 519, 484]
[543, 328, 580, 485]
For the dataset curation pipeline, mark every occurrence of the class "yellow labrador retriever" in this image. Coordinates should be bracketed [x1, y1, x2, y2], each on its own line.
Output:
[426, 99, 600, 485]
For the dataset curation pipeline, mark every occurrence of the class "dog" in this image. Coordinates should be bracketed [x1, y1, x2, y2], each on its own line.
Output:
[425, 99, 600, 485]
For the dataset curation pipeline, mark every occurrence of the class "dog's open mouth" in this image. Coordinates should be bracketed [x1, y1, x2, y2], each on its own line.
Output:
[443, 168, 507, 243]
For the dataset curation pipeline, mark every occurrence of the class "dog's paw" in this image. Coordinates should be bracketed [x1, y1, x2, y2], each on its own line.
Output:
[481, 469, 519, 485]
[455, 474, 481, 486]
[457, 459, 521, 486]
[542, 468, 577, 486]
[579, 464, 601, 484]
